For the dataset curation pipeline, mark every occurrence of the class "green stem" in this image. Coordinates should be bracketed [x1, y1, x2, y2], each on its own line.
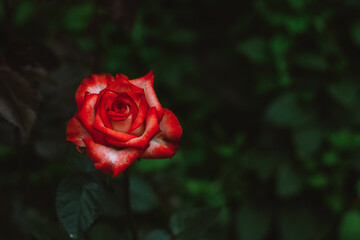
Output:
[123, 168, 138, 240]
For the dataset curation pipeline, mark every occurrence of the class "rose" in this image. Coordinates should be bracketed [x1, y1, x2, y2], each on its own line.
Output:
[66, 71, 182, 177]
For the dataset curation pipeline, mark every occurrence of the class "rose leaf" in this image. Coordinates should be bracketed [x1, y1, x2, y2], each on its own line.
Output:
[56, 174, 105, 239]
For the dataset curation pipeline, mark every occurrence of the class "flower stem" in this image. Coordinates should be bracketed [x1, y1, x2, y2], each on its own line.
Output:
[123, 168, 138, 240]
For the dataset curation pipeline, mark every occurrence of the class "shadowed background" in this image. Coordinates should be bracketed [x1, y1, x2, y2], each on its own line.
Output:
[1, 0, 360, 239]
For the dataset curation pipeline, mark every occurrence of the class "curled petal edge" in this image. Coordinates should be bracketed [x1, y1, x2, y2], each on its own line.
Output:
[65, 115, 90, 151]
[140, 108, 182, 159]
[75, 73, 113, 109]
[83, 137, 143, 177]
[76, 93, 108, 145]
[130, 70, 164, 120]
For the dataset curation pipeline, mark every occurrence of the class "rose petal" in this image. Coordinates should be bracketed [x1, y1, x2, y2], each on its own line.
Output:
[106, 74, 144, 94]
[99, 90, 139, 120]
[129, 70, 164, 120]
[77, 94, 107, 145]
[128, 95, 148, 133]
[75, 73, 113, 109]
[117, 74, 145, 93]
[159, 108, 183, 140]
[130, 122, 145, 136]
[96, 90, 140, 133]
[97, 90, 117, 129]
[105, 107, 160, 149]
[140, 108, 182, 159]
[111, 114, 133, 132]
[110, 93, 139, 121]
[93, 110, 138, 142]
[65, 114, 90, 150]
[83, 137, 142, 177]
[140, 135, 180, 158]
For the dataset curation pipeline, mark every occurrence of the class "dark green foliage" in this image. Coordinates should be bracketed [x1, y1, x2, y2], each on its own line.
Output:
[1, 0, 360, 239]
[169, 207, 221, 240]
[276, 162, 303, 197]
[143, 229, 171, 240]
[130, 177, 158, 213]
[237, 202, 271, 240]
[279, 204, 333, 240]
[340, 211, 360, 240]
[56, 174, 105, 238]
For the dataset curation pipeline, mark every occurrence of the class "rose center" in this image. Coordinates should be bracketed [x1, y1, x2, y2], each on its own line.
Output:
[111, 101, 130, 114]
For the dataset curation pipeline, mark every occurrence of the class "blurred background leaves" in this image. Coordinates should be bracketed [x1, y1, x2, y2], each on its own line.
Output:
[1, 0, 360, 239]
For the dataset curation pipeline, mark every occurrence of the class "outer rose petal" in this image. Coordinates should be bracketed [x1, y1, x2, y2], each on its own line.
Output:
[77, 94, 107, 145]
[75, 73, 114, 109]
[66, 115, 90, 150]
[130, 70, 164, 120]
[107, 74, 144, 94]
[141, 108, 182, 159]
[140, 137, 180, 158]
[83, 137, 143, 177]
[159, 108, 183, 140]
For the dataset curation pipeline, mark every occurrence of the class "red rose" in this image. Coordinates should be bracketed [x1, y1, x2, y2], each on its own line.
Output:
[66, 71, 182, 177]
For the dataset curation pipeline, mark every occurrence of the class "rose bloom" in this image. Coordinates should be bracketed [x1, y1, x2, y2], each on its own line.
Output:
[66, 71, 182, 177]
